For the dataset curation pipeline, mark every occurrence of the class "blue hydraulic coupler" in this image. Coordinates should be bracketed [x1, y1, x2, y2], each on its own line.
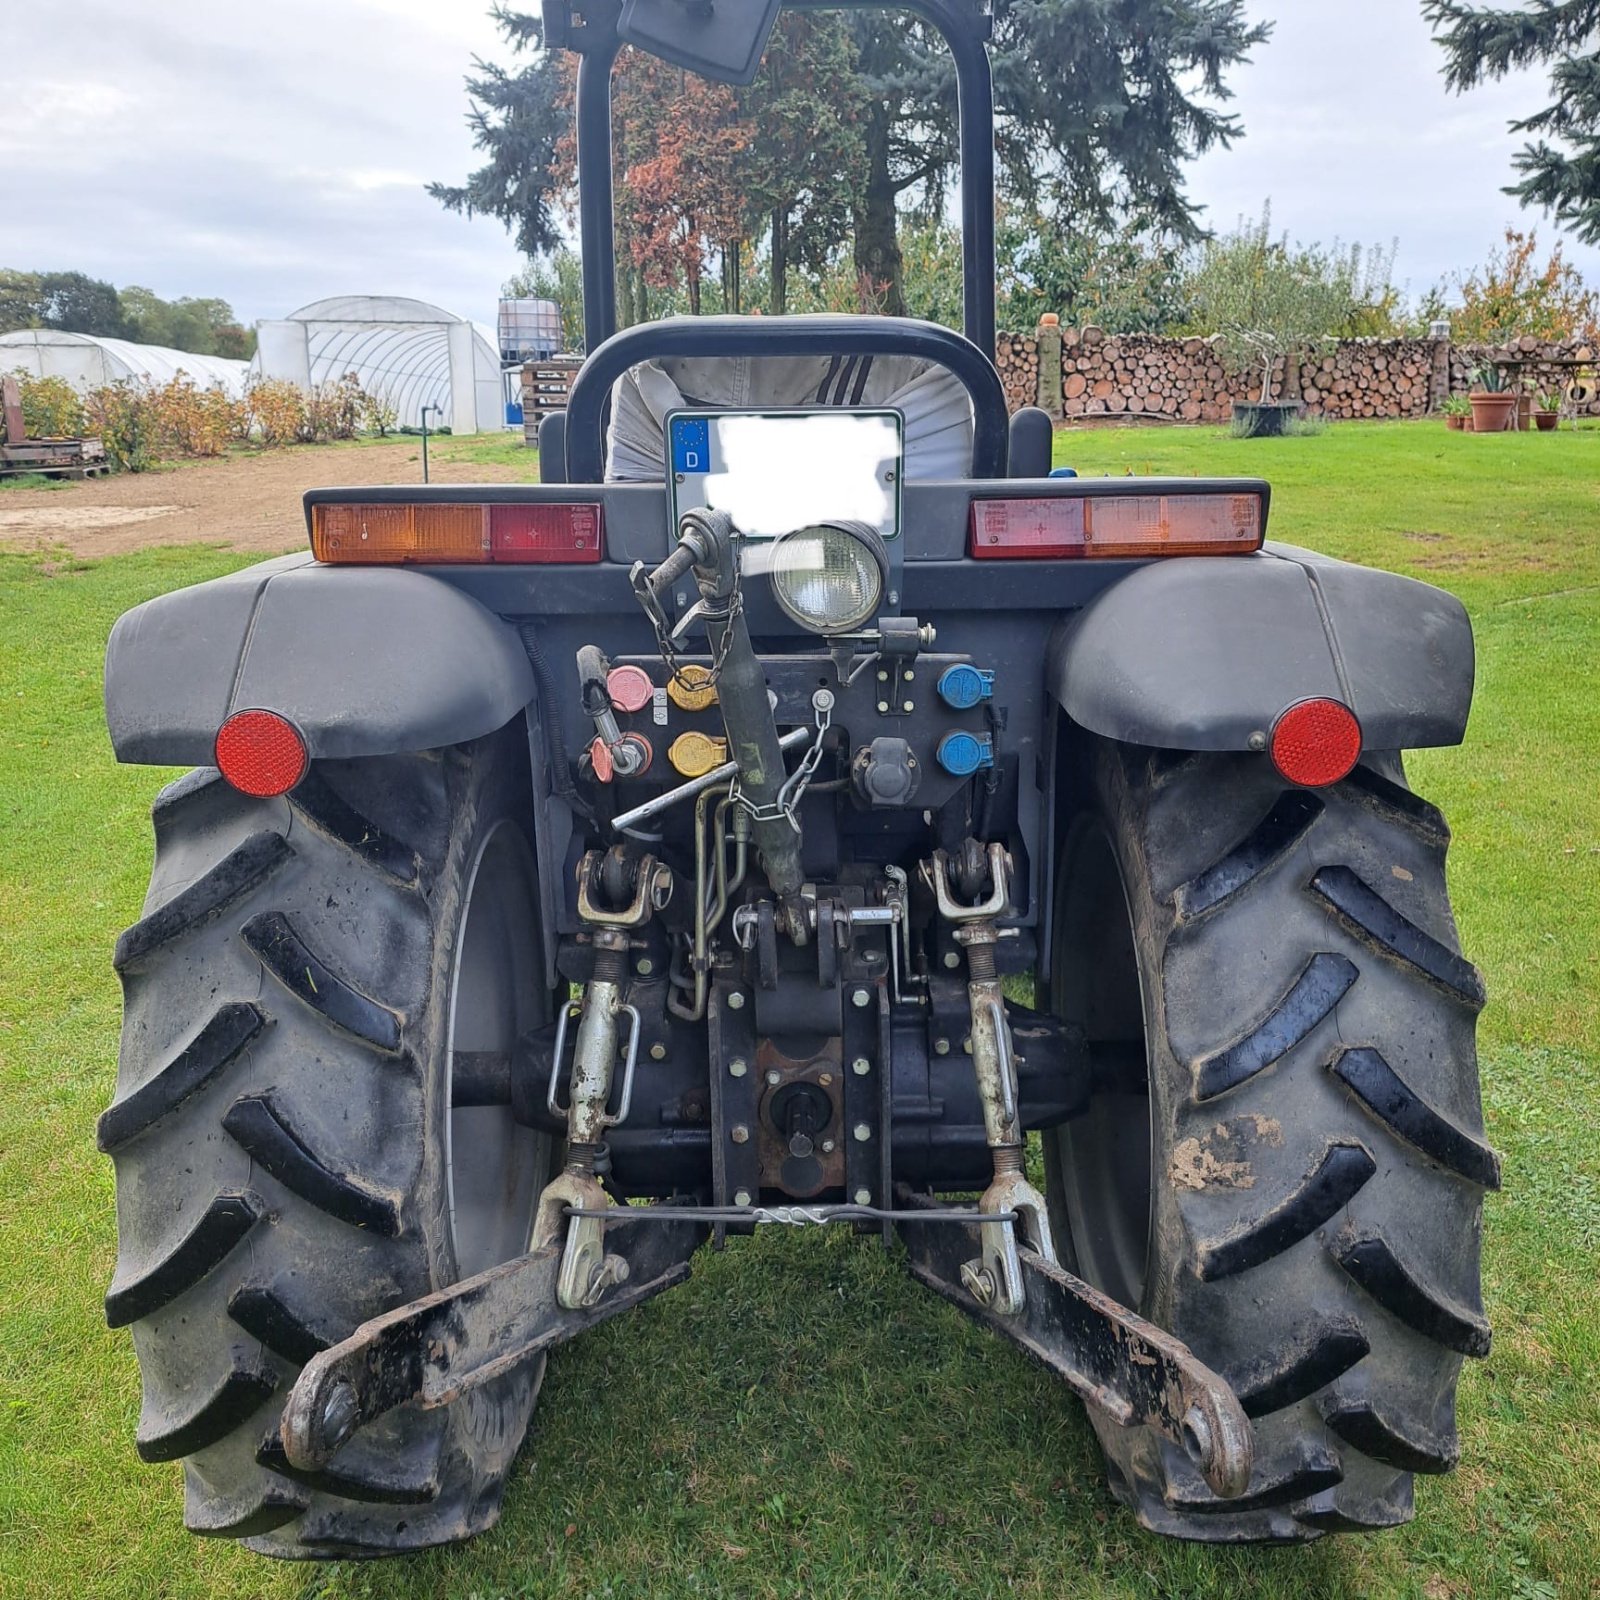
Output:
[936, 729, 995, 777]
[936, 663, 994, 710]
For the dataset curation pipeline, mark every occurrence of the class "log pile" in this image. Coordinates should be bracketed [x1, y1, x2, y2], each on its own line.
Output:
[991, 324, 1600, 423]
[994, 332, 1039, 412]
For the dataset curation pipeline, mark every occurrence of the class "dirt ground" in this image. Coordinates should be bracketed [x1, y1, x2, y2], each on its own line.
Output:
[0, 441, 537, 559]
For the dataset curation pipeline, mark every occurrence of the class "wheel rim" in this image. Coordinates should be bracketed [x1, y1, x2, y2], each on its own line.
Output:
[1047, 817, 1154, 1310]
[444, 820, 550, 1280]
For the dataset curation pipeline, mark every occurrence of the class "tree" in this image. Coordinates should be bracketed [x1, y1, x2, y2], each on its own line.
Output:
[30, 272, 127, 337]
[741, 14, 867, 316]
[1186, 207, 1399, 403]
[1446, 226, 1600, 341]
[1425, 1, 1600, 245]
[427, 6, 569, 259]
[847, 0, 1270, 314]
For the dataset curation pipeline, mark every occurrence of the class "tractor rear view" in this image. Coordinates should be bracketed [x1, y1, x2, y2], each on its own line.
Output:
[99, 0, 1496, 1556]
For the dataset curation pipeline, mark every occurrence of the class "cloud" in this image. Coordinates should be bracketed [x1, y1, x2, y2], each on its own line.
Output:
[3, 0, 1596, 333]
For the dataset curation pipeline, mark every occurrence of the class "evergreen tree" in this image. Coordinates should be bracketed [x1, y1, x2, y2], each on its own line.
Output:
[1424, 1, 1600, 246]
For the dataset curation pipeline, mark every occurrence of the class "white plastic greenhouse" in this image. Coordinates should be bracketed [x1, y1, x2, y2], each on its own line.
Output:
[252, 296, 505, 434]
[0, 328, 250, 397]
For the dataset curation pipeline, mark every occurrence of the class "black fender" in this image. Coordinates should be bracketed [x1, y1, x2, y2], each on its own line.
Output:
[105, 554, 534, 765]
[1049, 544, 1474, 751]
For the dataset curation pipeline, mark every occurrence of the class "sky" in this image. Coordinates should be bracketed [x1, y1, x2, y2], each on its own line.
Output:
[3, 0, 1596, 332]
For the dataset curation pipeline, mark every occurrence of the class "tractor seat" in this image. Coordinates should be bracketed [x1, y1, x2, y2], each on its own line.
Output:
[605, 349, 975, 482]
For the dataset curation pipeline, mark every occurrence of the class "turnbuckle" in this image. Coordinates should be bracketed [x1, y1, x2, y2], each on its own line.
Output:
[924, 842, 1058, 1316]
[537, 851, 672, 1309]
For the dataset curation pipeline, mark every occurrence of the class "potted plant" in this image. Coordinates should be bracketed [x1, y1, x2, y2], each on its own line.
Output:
[1535, 389, 1562, 431]
[1441, 394, 1471, 431]
[1516, 376, 1538, 430]
[1467, 364, 1517, 433]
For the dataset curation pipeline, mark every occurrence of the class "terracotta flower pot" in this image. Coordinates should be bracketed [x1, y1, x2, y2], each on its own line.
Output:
[1445, 414, 1464, 431]
[1468, 393, 1517, 433]
[1536, 410, 1560, 432]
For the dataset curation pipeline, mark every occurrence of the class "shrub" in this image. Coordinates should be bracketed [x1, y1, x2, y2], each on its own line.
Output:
[247, 379, 309, 447]
[12, 373, 85, 438]
[84, 382, 157, 473]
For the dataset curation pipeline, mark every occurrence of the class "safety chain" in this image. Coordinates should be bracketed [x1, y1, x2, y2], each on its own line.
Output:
[636, 575, 745, 696]
[730, 689, 833, 833]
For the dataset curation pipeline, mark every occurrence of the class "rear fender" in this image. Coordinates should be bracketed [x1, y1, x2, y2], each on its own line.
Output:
[104, 554, 534, 765]
[1049, 545, 1474, 751]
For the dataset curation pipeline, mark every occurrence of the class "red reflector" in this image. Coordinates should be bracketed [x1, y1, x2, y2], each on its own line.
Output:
[969, 493, 1262, 559]
[1270, 699, 1362, 788]
[489, 503, 603, 563]
[215, 710, 308, 797]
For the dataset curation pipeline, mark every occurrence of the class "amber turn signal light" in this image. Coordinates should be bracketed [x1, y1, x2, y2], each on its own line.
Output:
[310, 501, 603, 564]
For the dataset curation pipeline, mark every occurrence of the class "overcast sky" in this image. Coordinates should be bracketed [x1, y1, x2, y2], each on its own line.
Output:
[4, 1, 1595, 331]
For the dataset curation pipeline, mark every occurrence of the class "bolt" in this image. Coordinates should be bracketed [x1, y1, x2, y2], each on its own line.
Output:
[821, 1138, 836, 1154]
[818, 1072, 834, 1087]
[864, 948, 882, 963]
[903, 669, 915, 682]
[853, 1187, 872, 1205]
[727, 990, 746, 1010]
[635, 957, 654, 976]
[943, 950, 962, 970]
[731, 1124, 750, 1144]
[1247, 730, 1268, 752]
[877, 669, 890, 683]
[852, 1056, 871, 1076]
[649, 1042, 667, 1061]
[766, 1068, 782, 1086]
[729, 1057, 748, 1078]
[904, 700, 915, 712]
[851, 988, 871, 1009]
[853, 1122, 871, 1142]
[960, 1260, 997, 1307]
[733, 1189, 752, 1207]
[963, 1037, 973, 1054]
[934, 1038, 950, 1056]
[582, 1254, 631, 1308]
[319, 1380, 359, 1454]
[877, 700, 890, 714]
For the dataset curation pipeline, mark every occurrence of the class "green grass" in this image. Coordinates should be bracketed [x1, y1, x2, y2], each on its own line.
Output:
[0, 420, 1595, 1598]
[0, 472, 70, 492]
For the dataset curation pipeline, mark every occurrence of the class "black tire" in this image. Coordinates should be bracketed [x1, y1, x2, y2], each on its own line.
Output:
[101, 725, 558, 1555]
[1044, 737, 1497, 1542]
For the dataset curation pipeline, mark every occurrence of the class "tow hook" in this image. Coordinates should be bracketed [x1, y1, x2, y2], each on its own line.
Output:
[923, 841, 1057, 1315]
[536, 848, 672, 1309]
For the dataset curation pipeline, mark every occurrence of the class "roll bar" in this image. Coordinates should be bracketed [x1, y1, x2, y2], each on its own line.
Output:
[562, 314, 1010, 482]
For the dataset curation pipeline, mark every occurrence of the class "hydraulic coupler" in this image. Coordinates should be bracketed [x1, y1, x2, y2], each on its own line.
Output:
[923, 841, 1057, 1315]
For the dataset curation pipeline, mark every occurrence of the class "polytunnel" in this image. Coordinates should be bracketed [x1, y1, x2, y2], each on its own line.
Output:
[0, 329, 250, 397]
[252, 296, 505, 434]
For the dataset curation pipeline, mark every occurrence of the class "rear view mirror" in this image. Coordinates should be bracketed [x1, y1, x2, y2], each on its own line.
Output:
[618, 0, 782, 85]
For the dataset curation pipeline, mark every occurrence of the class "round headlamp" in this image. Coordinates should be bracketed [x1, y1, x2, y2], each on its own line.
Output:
[768, 520, 889, 635]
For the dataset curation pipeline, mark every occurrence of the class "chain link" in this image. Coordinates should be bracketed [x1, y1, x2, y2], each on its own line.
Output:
[730, 691, 832, 832]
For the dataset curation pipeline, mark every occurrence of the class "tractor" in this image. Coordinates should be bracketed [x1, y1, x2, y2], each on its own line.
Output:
[100, 0, 1496, 1555]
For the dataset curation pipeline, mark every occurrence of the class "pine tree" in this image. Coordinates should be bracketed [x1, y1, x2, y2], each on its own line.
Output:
[1424, 1, 1600, 245]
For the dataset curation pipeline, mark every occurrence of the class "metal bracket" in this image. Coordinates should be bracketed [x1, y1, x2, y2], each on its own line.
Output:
[895, 1186, 1253, 1500]
[923, 842, 1012, 920]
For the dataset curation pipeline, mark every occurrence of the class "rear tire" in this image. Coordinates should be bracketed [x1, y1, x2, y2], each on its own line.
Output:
[102, 725, 557, 1555]
[1044, 738, 1497, 1542]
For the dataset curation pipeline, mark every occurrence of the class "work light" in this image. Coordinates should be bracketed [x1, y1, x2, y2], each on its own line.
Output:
[768, 520, 888, 634]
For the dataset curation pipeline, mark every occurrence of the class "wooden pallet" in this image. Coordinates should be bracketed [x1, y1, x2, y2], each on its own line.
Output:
[521, 357, 584, 445]
[1, 437, 110, 479]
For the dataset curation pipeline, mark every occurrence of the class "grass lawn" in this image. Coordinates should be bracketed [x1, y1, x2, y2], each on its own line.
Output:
[0, 419, 1595, 1599]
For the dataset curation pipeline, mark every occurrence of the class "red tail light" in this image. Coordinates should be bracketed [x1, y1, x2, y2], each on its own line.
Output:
[969, 492, 1263, 559]
[215, 710, 308, 797]
[1270, 699, 1362, 787]
[310, 501, 603, 564]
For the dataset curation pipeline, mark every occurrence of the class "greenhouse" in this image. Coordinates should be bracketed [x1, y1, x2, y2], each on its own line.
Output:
[252, 295, 505, 434]
[0, 328, 250, 397]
